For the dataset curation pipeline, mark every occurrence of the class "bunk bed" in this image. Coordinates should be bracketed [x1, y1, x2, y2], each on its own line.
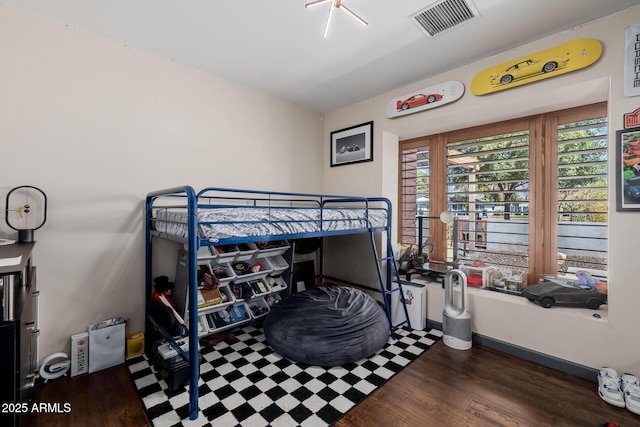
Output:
[145, 186, 411, 420]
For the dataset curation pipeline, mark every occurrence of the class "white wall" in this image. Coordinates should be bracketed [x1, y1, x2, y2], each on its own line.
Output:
[323, 7, 640, 374]
[0, 6, 324, 360]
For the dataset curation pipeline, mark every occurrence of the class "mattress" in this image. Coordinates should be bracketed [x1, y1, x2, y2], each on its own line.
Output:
[153, 207, 388, 241]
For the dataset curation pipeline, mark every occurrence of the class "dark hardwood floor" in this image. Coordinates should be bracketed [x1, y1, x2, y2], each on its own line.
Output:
[337, 342, 639, 427]
[24, 340, 638, 426]
[24, 363, 149, 427]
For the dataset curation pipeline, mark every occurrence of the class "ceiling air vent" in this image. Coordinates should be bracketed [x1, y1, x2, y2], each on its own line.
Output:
[410, 0, 480, 37]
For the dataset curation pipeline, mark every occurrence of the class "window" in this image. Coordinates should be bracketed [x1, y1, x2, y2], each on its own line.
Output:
[555, 114, 608, 278]
[447, 129, 530, 279]
[400, 145, 430, 245]
[399, 102, 608, 286]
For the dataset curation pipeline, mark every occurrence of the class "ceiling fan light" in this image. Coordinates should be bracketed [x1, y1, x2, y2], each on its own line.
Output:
[341, 4, 368, 26]
[306, 0, 366, 38]
[323, 5, 335, 38]
[305, 0, 332, 8]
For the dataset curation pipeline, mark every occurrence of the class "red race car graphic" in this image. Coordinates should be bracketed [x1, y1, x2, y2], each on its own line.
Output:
[396, 93, 442, 111]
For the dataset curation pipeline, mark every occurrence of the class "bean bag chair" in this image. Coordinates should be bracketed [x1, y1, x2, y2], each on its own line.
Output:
[263, 286, 389, 366]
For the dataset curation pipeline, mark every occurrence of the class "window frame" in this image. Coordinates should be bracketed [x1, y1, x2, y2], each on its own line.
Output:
[398, 102, 607, 285]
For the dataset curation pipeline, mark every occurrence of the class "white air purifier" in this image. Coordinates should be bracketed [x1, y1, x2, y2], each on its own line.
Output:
[443, 269, 472, 350]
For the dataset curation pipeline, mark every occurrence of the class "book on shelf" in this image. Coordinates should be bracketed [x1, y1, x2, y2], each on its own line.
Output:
[208, 311, 232, 329]
[256, 280, 268, 293]
[228, 304, 247, 323]
[248, 280, 263, 295]
[197, 288, 223, 308]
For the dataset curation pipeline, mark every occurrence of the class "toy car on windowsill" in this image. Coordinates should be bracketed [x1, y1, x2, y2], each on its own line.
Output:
[522, 280, 607, 309]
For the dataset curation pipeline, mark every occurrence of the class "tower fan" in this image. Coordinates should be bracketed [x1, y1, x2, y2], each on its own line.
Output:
[442, 269, 472, 350]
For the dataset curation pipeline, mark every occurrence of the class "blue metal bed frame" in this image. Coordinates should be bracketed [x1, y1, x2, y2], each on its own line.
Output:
[145, 186, 411, 420]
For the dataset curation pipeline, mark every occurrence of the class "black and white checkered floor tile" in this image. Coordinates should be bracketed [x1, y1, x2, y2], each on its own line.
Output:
[127, 325, 442, 427]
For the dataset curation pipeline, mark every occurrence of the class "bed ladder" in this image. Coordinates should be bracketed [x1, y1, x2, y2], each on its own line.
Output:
[369, 233, 412, 339]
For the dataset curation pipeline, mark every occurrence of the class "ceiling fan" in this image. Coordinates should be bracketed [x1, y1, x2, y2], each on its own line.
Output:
[305, 0, 368, 38]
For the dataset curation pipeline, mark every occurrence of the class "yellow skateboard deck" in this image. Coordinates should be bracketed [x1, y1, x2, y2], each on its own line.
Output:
[471, 38, 602, 96]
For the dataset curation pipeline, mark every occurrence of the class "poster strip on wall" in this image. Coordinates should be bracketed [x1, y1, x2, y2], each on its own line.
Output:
[624, 23, 640, 97]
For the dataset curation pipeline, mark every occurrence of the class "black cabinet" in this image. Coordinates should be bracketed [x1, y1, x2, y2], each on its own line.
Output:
[0, 243, 39, 427]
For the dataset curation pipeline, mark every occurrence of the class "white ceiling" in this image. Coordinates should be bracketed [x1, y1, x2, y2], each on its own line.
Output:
[3, 0, 639, 113]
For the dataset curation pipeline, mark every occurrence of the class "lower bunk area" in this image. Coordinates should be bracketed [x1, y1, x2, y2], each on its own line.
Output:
[126, 323, 442, 427]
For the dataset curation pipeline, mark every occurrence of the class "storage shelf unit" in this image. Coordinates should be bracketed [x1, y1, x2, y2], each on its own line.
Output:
[173, 242, 292, 338]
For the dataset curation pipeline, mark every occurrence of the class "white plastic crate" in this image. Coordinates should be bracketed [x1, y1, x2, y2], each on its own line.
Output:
[248, 297, 271, 319]
[204, 303, 250, 332]
[265, 275, 287, 292]
[264, 293, 282, 307]
[231, 260, 272, 282]
[212, 245, 239, 263]
[210, 263, 236, 284]
[254, 240, 290, 258]
[197, 246, 216, 259]
[264, 255, 288, 273]
[198, 316, 210, 334]
[234, 242, 258, 262]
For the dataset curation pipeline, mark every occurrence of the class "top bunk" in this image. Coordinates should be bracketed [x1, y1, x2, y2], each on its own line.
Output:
[146, 186, 392, 247]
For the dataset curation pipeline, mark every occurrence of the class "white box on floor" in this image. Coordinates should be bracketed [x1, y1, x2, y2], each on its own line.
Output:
[391, 282, 426, 330]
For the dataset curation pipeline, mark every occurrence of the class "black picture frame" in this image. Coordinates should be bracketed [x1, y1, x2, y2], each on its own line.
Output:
[330, 121, 373, 167]
[616, 127, 640, 211]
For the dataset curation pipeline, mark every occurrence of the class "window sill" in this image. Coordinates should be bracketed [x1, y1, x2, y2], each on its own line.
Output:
[406, 276, 609, 323]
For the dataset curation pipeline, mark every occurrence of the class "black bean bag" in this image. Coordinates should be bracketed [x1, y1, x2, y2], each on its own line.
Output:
[263, 286, 389, 366]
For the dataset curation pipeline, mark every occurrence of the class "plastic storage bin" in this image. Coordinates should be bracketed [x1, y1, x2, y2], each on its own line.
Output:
[265, 275, 287, 292]
[248, 298, 271, 319]
[234, 243, 258, 262]
[254, 240, 290, 258]
[460, 265, 496, 288]
[264, 255, 289, 274]
[152, 340, 200, 392]
[212, 245, 239, 263]
[204, 303, 250, 331]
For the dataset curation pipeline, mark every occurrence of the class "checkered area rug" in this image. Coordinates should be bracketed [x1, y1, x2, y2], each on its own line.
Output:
[127, 325, 442, 427]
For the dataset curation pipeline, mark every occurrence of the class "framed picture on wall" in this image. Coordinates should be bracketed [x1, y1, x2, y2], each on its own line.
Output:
[616, 127, 640, 211]
[330, 121, 373, 167]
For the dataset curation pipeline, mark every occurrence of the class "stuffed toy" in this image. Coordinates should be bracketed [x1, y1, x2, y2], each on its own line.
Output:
[573, 270, 600, 287]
